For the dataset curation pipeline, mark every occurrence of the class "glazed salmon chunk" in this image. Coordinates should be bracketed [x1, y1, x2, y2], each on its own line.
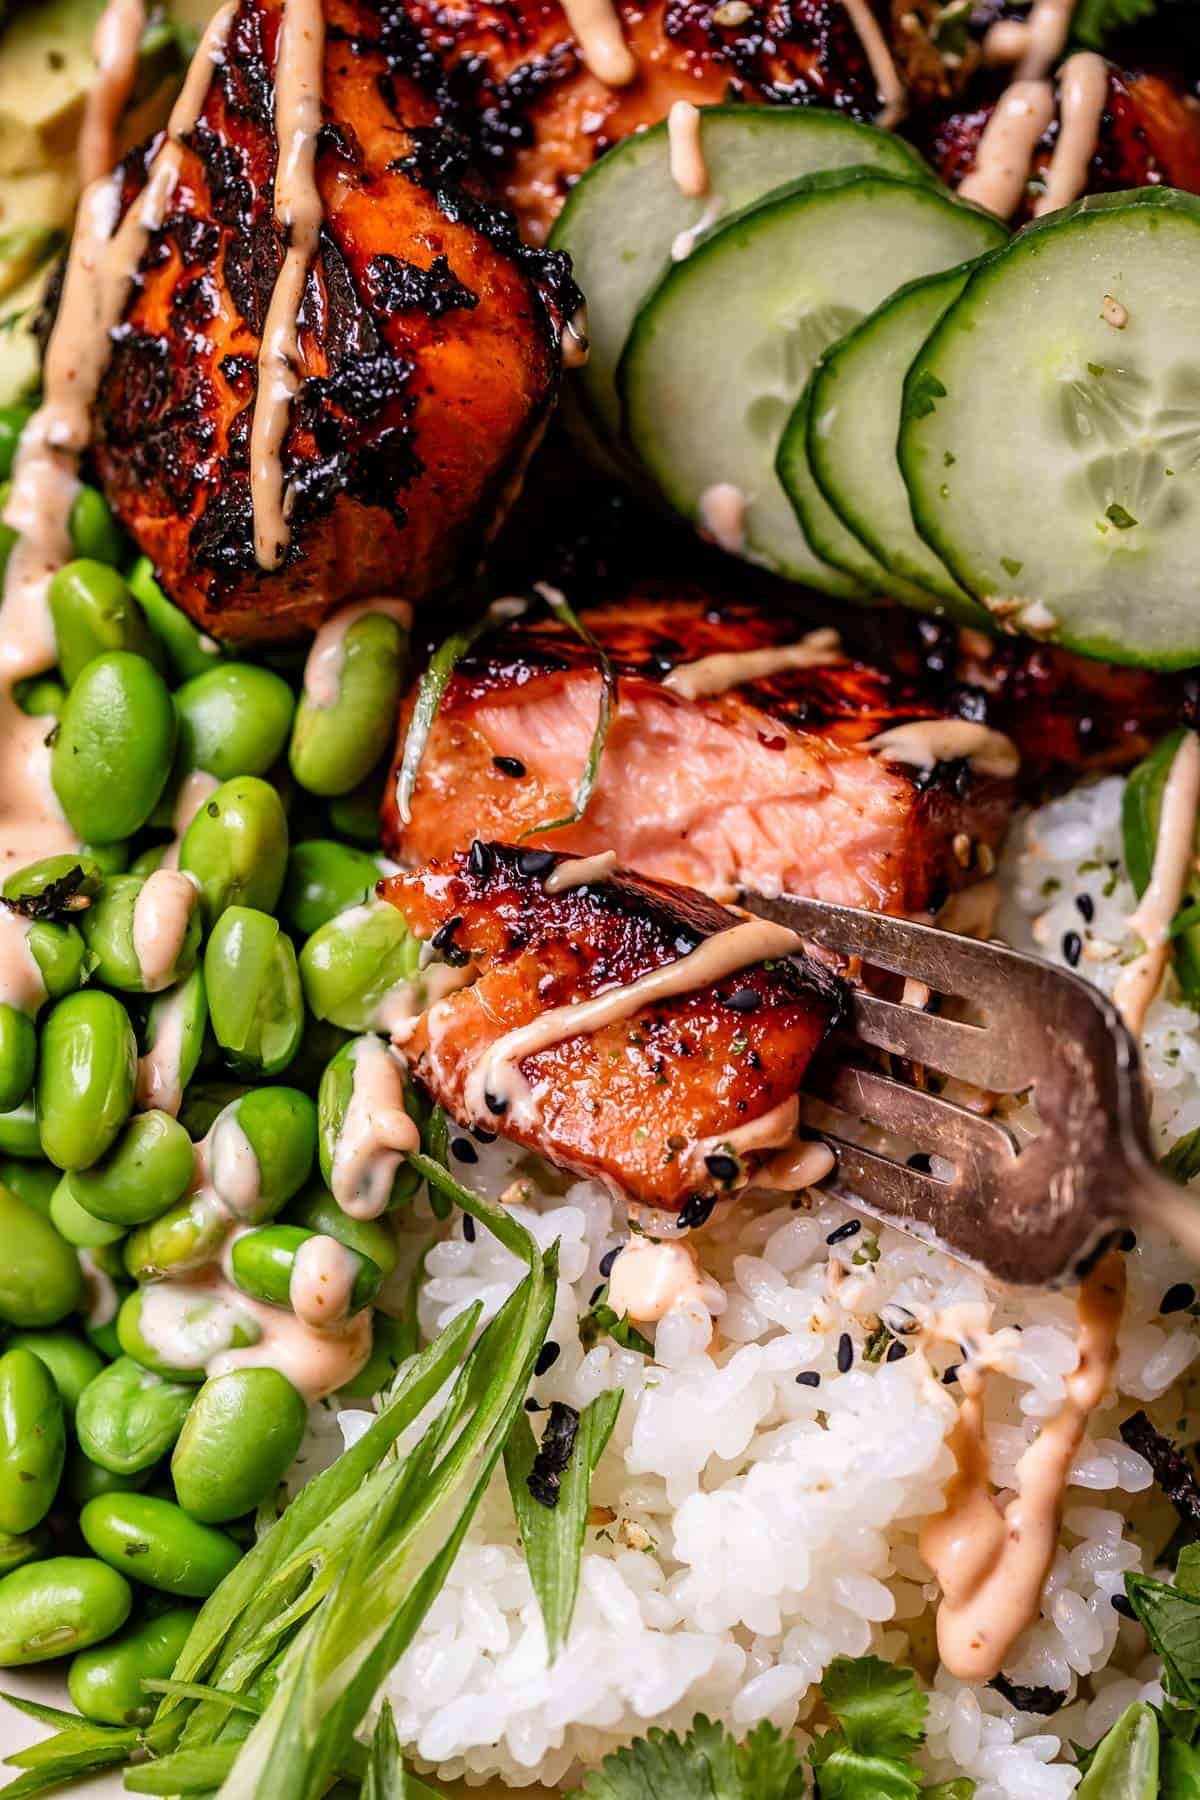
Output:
[385, 593, 1015, 914]
[383, 844, 844, 1215]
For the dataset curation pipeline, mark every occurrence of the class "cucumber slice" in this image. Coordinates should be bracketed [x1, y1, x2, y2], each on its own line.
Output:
[551, 107, 931, 457]
[620, 168, 1007, 591]
[899, 188, 1200, 669]
[801, 261, 1005, 621]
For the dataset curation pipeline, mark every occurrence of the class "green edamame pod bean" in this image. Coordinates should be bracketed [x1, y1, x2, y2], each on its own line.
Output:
[233, 1086, 318, 1219]
[76, 1358, 195, 1476]
[0, 1526, 50, 1576]
[2, 853, 105, 909]
[0, 1159, 56, 1216]
[48, 561, 160, 686]
[0, 405, 32, 481]
[0, 1556, 132, 1665]
[50, 1177, 126, 1248]
[204, 907, 302, 1076]
[7, 1332, 104, 1419]
[0, 1184, 82, 1325]
[171, 1369, 307, 1523]
[0, 1349, 66, 1533]
[116, 1286, 259, 1383]
[82, 841, 130, 877]
[282, 839, 383, 937]
[177, 1081, 247, 1142]
[128, 557, 223, 684]
[78, 873, 201, 995]
[26, 920, 90, 1005]
[124, 1193, 226, 1283]
[175, 665, 295, 782]
[129, 845, 167, 878]
[0, 484, 13, 584]
[37, 990, 137, 1170]
[69, 1111, 194, 1227]
[290, 610, 410, 797]
[299, 900, 426, 1032]
[230, 1224, 381, 1318]
[86, 1318, 123, 1362]
[338, 1312, 413, 1399]
[317, 1036, 421, 1213]
[325, 763, 386, 846]
[0, 1101, 41, 1159]
[139, 969, 208, 1120]
[0, 1007, 35, 1112]
[68, 487, 126, 568]
[68, 1603, 196, 1725]
[67, 1447, 152, 1507]
[14, 675, 66, 717]
[286, 1183, 399, 1275]
[80, 1493, 241, 1597]
[179, 775, 288, 926]
[51, 653, 177, 843]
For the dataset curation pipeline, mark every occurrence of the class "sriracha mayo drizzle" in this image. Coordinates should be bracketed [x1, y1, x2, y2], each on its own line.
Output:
[135, 980, 194, 1116]
[251, 0, 326, 568]
[841, 0, 906, 127]
[542, 850, 619, 894]
[663, 628, 844, 700]
[329, 1035, 419, 1219]
[132, 868, 199, 992]
[607, 1235, 726, 1324]
[958, 81, 1057, 216]
[560, 0, 635, 85]
[1035, 53, 1109, 216]
[302, 598, 412, 709]
[864, 720, 1020, 781]
[667, 101, 709, 198]
[77, 0, 147, 187]
[290, 1235, 362, 1328]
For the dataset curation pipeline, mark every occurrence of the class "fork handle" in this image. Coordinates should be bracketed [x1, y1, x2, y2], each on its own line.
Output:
[1125, 1154, 1200, 1263]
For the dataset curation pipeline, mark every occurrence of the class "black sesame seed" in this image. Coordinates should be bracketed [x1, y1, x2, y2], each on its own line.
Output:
[1075, 893, 1095, 923]
[886, 1340, 908, 1363]
[679, 1190, 718, 1229]
[462, 1214, 476, 1242]
[483, 1090, 508, 1116]
[1062, 931, 1082, 968]
[524, 1397, 544, 1413]
[517, 848, 557, 879]
[1118, 1228, 1137, 1252]
[724, 987, 762, 1014]
[836, 1333, 853, 1373]
[1161, 1282, 1196, 1315]
[703, 1153, 739, 1186]
[826, 1219, 861, 1245]
[534, 1341, 560, 1377]
[494, 756, 526, 778]
[451, 1138, 479, 1165]
[589, 1284, 604, 1306]
[598, 1246, 622, 1278]
[474, 1128, 497, 1144]
[468, 840, 493, 880]
[431, 915, 463, 951]
[942, 1364, 960, 1386]
[1111, 1593, 1135, 1619]
[795, 1371, 821, 1388]
[907, 1153, 933, 1173]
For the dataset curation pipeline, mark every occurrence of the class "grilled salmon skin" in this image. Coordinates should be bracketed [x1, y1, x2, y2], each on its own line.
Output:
[383, 843, 844, 1212]
[92, 0, 576, 644]
[384, 592, 1015, 914]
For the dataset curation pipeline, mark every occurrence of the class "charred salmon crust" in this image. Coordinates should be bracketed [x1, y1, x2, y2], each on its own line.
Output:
[383, 592, 1015, 915]
[92, 0, 576, 644]
[383, 844, 844, 1212]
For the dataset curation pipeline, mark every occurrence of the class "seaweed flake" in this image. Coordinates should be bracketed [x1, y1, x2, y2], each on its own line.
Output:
[1, 864, 94, 919]
[1120, 1410, 1200, 1528]
[527, 1401, 580, 1510]
[990, 1674, 1068, 1716]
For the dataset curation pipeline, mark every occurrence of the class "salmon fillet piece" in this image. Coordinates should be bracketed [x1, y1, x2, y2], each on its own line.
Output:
[92, 0, 576, 643]
[383, 591, 1015, 914]
[383, 844, 844, 1214]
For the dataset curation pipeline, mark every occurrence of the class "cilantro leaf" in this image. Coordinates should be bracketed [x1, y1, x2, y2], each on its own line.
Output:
[1075, 1701, 1159, 1797]
[1071, 0, 1158, 50]
[810, 1736, 921, 1800]
[580, 1286, 653, 1357]
[1163, 1129, 1200, 1185]
[822, 1657, 927, 1759]
[572, 1715, 805, 1800]
[1125, 1571, 1200, 1705]
[1162, 1730, 1200, 1799]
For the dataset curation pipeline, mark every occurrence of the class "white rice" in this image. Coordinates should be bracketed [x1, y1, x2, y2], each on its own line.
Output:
[318, 774, 1200, 1795]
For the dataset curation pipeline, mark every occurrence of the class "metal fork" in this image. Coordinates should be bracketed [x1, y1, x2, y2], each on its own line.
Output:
[740, 891, 1200, 1287]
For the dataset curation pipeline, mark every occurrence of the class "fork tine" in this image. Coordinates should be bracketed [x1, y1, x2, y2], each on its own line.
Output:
[815, 1138, 955, 1229]
[851, 994, 1030, 1092]
[807, 1061, 1021, 1175]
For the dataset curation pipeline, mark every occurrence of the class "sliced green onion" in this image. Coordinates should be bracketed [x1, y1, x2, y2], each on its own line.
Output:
[524, 582, 617, 839]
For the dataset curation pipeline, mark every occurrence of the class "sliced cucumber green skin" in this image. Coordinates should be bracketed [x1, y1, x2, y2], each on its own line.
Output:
[802, 262, 1000, 622]
[1122, 727, 1200, 997]
[620, 167, 1008, 592]
[551, 106, 931, 457]
[899, 188, 1200, 670]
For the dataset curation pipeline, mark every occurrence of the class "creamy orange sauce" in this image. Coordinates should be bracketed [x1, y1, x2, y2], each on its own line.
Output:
[679, 1092, 800, 1188]
[842, 0, 906, 127]
[132, 868, 199, 992]
[755, 1137, 836, 1192]
[958, 80, 1057, 215]
[303, 599, 412, 709]
[193, 1107, 262, 1222]
[982, 0, 1074, 81]
[78, 0, 147, 187]
[454, 915, 803, 1127]
[560, 0, 636, 86]
[135, 981, 193, 1116]
[864, 720, 1020, 781]
[671, 194, 724, 263]
[0, 906, 48, 1018]
[1035, 52, 1108, 216]
[1115, 729, 1200, 1037]
[543, 850, 619, 894]
[251, 0, 326, 568]
[696, 482, 747, 554]
[290, 1234, 362, 1328]
[607, 1235, 726, 1324]
[329, 1034, 419, 1219]
[920, 1252, 1125, 1682]
[663, 628, 844, 701]
[667, 101, 708, 198]
[162, 769, 222, 870]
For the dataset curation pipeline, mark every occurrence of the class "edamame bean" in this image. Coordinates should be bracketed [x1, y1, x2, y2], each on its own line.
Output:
[285, 1184, 399, 1275]
[25, 918, 90, 1003]
[318, 1037, 421, 1213]
[14, 674, 66, 717]
[177, 1082, 247, 1142]
[0, 1350, 65, 1534]
[128, 557, 223, 683]
[37, 990, 137, 1170]
[139, 969, 209, 1120]
[325, 765, 386, 846]
[52, 653, 177, 843]
[129, 845, 167, 878]
[338, 1313, 413, 1399]
[67, 1447, 152, 1508]
[82, 841, 131, 876]
[175, 664, 295, 782]
[48, 561, 161, 686]
[231, 1086, 318, 1220]
[124, 1194, 226, 1283]
[69, 1111, 194, 1227]
[0, 1526, 50, 1576]
[0, 1159, 56, 1216]
[0, 1008, 35, 1112]
[0, 484, 14, 584]
[282, 839, 383, 938]
[68, 1603, 195, 1725]
[80, 1493, 241, 1597]
[7, 1332, 104, 1419]
[229, 1224, 381, 1317]
[204, 907, 303, 1076]
[2, 853, 105, 909]
[50, 1176, 126, 1248]
[179, 775, 288, 926]
[0, 1184, 83, 1325]
[298, 900, 424, 1032]
[0, 1557, 132, 1665]
[79, 873, 201, 994]
[171, 1369, 307, 1523]
[68, 486, 126, 567]
[76, 1359, 195, 1475]
[290, 611, 410, 796]
[117, 1286, 259, 1383]
[0, 405, 32, 481]
[0, 1101, 41, 1160]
